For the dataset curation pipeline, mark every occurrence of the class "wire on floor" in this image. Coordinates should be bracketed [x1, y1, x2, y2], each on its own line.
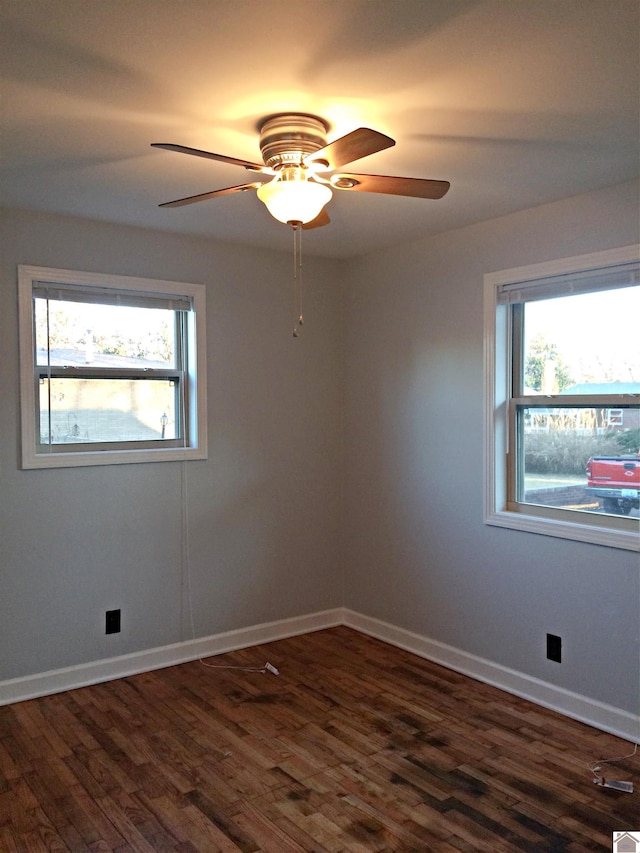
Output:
[589, 742, 637, 792]
[180, 462, 280, 678]
[198, 659, 279, 675]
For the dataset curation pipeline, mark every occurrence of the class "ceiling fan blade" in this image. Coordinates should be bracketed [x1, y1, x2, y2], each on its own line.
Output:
[158, 183, 263, 208]
[306, 128, 395, 170]
[302, 208, 331, 230]
[151, 143, 266, 172]
[331, 173, 450, 199]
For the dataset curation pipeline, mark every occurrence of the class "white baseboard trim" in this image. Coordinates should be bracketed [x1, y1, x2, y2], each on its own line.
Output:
[343, 609, 640, 744]
[0, 608, 345, 706]
[2, 606, 637, 744]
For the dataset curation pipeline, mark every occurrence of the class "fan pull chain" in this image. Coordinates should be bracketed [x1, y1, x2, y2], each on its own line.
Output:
[292, 222, 303, 337]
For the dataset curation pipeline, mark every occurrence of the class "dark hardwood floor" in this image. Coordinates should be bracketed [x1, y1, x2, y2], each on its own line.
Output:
[0, 626, 637, 852]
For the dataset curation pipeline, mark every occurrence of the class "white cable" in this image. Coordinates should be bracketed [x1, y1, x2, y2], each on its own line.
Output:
[181, 459, 196, 642]
[181, 460, 280, 677]
[198, 660, 279, 675]
[589, 742, 637, 787]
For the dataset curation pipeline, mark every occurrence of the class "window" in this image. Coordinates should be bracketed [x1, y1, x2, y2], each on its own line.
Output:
[484, 245, 639, 551]
[19, 266, 207, 468]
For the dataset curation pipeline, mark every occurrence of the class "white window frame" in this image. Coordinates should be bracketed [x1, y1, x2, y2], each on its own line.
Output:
[484, 244, 640, 552]
[18, 265, 207, 469]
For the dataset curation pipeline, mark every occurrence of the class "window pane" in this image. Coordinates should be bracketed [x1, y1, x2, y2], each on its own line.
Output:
[519, 405, 640, 517]
[523, 285, 640, 394]
[39, 378, 178, 444]
[35, 298, 177, 369]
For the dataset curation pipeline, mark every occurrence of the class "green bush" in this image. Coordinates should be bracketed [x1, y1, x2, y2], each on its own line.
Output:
[616, 428, 640, 454]
[524, 431, 622, 475]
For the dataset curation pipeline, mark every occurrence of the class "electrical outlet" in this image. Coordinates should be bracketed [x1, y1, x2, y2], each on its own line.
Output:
[546, 633, 561, 663]
[105, 609, 121, 634]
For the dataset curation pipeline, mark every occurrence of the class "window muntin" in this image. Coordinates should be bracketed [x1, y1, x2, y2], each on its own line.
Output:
[19, 266, 207, 468]
[485, 245, 640, 551]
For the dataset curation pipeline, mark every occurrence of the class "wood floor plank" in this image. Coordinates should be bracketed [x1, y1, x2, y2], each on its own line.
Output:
[90, 792, 163, 853]
[233, 800, 311, 853]
[0, 627, 637, 852]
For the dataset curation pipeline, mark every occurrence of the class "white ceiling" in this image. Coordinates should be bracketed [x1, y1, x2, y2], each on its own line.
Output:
[1, 0, 638, 258]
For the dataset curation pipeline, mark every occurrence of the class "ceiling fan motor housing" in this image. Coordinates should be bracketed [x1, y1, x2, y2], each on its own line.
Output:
[259, 114, 329, 170]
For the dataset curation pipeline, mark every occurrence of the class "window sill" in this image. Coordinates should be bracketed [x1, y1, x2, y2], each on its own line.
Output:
[485, 506, 639, 552]
[22, 444, 207, 470]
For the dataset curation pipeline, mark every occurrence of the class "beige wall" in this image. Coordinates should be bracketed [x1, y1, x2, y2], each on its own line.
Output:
[0, 210, 345, 679]
[1, 181, 638, 724]
[343, 180, 640, 714]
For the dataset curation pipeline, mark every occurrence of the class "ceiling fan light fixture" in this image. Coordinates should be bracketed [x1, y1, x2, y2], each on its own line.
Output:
[257, 168, 332, 224]
[332, 176, 360, 189]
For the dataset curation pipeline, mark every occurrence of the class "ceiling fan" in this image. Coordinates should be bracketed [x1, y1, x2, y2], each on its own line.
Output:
[151, 113, 450, 228]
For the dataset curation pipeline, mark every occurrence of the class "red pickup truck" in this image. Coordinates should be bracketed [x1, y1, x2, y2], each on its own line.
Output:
[586, 454, 640, 514]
